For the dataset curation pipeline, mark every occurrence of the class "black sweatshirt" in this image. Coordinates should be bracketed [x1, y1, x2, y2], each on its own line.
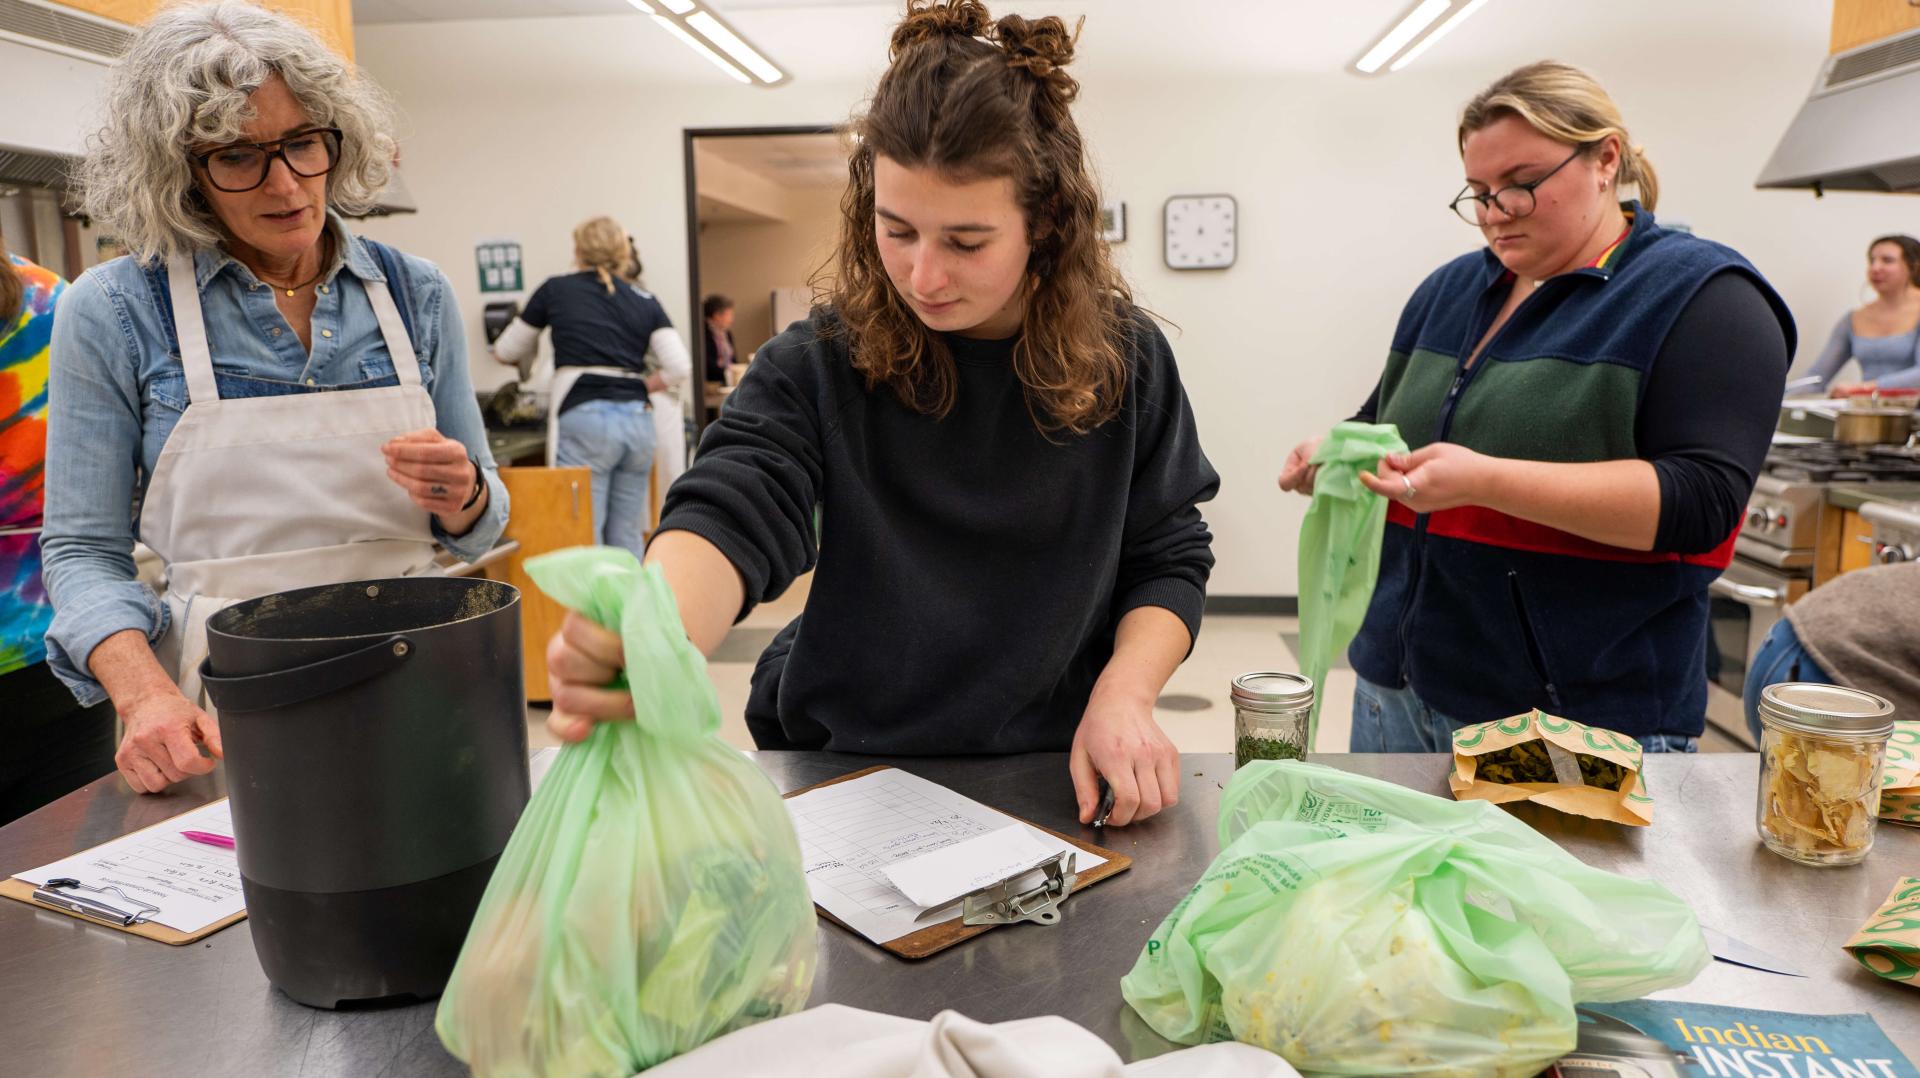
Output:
[1355, 271, 1788, 552]
[656, 310, 1220, 754]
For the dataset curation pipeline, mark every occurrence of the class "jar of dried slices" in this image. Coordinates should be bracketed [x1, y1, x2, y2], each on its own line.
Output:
[1756, 683, 1896, 867]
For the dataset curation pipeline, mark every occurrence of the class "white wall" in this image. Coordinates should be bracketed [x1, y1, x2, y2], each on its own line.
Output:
[351, 18, 870, 396]
[355, 14, 1914, 599]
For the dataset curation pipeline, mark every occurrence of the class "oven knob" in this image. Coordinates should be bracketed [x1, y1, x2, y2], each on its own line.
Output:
[1746, 508, 1768, 530]
[1880, 544, 1913, 565]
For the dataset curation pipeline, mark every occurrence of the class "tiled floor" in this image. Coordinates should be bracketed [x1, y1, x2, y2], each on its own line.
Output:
[527, 573, 1744, 754]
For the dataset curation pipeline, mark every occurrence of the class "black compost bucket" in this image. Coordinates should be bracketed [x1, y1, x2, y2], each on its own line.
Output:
[200, 576, 529, 1009]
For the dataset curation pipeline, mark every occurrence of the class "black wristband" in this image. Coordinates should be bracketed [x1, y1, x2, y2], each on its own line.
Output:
[461, 456, 486, 511]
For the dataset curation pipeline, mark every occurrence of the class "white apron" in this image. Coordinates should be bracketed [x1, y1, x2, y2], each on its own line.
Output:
[142, 250, 441, 706]
[544, 363, 651, 467]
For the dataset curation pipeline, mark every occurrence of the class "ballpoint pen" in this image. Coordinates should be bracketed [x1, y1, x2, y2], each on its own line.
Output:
[1093, 779, 1116, 828]
[181, 830, 235, 850]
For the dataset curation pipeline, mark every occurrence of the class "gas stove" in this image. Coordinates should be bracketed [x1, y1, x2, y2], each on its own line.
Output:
[1863, 500, 1920, 565]
[1762, 441, 1920, 483]
[1741, 442, 1920, 565]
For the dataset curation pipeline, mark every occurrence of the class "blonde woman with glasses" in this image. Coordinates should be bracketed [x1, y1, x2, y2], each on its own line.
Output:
[41, 1, 508, 795]
[1278, 61, 1794, 754]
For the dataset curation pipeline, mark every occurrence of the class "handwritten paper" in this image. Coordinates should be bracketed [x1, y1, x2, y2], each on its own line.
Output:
[14, 800, 243, 933]
[784, 768, 1104, 944]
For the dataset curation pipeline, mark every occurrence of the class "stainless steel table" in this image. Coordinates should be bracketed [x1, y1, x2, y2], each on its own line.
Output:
[2, 754, 1913, 1076]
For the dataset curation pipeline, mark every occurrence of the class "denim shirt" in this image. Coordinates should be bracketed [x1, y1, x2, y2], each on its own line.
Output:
[41, 215, 509, 705]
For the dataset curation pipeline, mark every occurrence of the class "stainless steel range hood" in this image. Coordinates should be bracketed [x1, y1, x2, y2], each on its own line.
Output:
[1758, 26, 1920, 194]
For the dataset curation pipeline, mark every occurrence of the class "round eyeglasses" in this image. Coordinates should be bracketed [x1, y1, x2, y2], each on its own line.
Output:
[1449, 144, 1590, 226]
[190, 128, 343, 193]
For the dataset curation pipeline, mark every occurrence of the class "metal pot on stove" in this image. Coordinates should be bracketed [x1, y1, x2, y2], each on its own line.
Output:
[1832, 387, 1918, 445]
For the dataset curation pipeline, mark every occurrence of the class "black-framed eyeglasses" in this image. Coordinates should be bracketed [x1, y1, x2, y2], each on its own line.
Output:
[189, 127, 343, 193]
[1449, 143, 1592, 226]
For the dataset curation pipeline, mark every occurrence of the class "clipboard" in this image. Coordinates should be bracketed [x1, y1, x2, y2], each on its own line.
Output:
[783, 765, 1131, 960]
[1, 799, 248, 946]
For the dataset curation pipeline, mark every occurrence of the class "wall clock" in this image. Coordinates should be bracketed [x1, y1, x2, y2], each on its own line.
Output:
[1163, 194, 1237, 270]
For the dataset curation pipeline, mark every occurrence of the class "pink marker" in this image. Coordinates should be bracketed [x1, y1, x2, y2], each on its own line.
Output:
[180, 830, 235, 850]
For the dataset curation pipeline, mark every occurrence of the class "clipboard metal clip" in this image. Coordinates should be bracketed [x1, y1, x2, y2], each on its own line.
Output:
[31, 877, 161, 927]
[960, 851, 1079, 928]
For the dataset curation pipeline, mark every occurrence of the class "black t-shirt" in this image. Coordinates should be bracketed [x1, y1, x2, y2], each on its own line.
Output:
[657, 309, 1221, 754]
[521, 272, 673, 413]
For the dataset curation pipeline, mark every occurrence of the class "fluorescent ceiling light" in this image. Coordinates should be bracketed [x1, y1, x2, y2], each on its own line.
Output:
[685, 10, 784, 84]
[652, 14, 749, 83]
[1389, 0, 1491, 71]
[1354, 0, 1450, 74]
[637, 2, 789, 87]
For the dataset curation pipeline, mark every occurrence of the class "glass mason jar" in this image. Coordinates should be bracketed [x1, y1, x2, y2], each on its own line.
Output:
[1232, 672, 1314, 769]
[1755, 682, 1895, 867]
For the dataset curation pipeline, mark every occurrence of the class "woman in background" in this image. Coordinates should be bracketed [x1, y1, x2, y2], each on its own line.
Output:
[0, 227, 115, 823]
[703, 293, 737, 383]
[492, 217, 690, 557]
[1804, 234, 1920, 395]
[619, 236, 691, 497]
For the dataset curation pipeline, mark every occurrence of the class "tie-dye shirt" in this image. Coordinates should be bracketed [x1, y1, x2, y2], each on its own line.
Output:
[1, 254, 63, 674]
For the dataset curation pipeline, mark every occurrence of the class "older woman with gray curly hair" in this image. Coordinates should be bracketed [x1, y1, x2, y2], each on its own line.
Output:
[41, 1, 508, 796]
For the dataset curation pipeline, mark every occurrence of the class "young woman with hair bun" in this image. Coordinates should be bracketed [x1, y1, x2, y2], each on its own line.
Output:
[543, 0, 1219, 828]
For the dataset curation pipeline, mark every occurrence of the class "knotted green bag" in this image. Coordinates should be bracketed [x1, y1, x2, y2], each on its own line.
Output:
[1297, 421, 1408, 744]
[1120, 761, 1708, 1077]
[435, 548, 817, 1077]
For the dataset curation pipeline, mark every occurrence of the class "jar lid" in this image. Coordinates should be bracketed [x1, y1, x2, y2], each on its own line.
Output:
[1231, 672, 1315, 709]
[1758, 683, 1895, 738]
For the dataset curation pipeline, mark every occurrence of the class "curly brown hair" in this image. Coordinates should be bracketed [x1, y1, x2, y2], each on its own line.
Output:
[823, 0, 1133, 435]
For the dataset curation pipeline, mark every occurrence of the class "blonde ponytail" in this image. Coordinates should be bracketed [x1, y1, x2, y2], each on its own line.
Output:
[572, 215, 629, 295]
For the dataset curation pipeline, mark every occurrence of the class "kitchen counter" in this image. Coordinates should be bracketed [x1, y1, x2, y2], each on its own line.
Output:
[2, 753, 1914, 1075]
[484, 425, 546, 466]
[1827, 481, 1920, 511]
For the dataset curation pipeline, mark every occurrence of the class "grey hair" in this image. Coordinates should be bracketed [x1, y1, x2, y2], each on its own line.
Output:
[74, 0, 398, 260]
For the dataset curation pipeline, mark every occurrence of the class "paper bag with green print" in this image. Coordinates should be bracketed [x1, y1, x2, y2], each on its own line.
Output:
[1844, 877, 1920, 988]
[1879, 720, 1920, 825]
[1448, 709, 1653, 827]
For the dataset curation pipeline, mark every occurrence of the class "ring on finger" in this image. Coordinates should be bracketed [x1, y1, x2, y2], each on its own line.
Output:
[1400, 475, 1417, 501]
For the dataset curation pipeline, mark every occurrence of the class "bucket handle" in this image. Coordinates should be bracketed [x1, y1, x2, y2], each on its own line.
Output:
[199, 635, 416, 713]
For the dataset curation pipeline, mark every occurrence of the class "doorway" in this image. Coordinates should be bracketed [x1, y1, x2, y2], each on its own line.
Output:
[682, 125, 848, 436]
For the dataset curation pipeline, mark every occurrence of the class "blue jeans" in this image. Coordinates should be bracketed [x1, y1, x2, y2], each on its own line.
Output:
[555, 398, 656, 559]
[1351, 677, 1699, 753]
[1741, 617, 1833, 745]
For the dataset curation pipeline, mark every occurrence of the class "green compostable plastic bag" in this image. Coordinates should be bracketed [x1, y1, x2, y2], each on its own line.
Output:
[1120, 761, 1707, 1078]
[1297, 422, 1407, 745]
[435, 548, 816, 1077]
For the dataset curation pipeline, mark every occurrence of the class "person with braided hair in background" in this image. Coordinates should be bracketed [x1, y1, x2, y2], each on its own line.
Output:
[541, 0, 1219, 828]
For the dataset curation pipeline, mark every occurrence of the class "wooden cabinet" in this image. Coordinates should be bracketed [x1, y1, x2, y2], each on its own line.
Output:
[1838, 508, 1878, 575]
[51, 0, 355, 59]
[1831, 0, 1920, 54]
[481, 467, 594, 703]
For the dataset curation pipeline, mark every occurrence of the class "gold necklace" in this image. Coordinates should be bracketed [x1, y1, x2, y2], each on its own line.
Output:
[257, 235, 332, 297]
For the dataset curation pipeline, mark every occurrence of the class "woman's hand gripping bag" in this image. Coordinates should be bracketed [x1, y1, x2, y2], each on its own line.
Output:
[1120, 761, 1707, 1078]
[436, 548, 817, 1077]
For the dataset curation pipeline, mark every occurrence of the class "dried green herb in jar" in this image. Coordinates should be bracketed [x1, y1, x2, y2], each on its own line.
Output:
[1237, 735, 1305, 768]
